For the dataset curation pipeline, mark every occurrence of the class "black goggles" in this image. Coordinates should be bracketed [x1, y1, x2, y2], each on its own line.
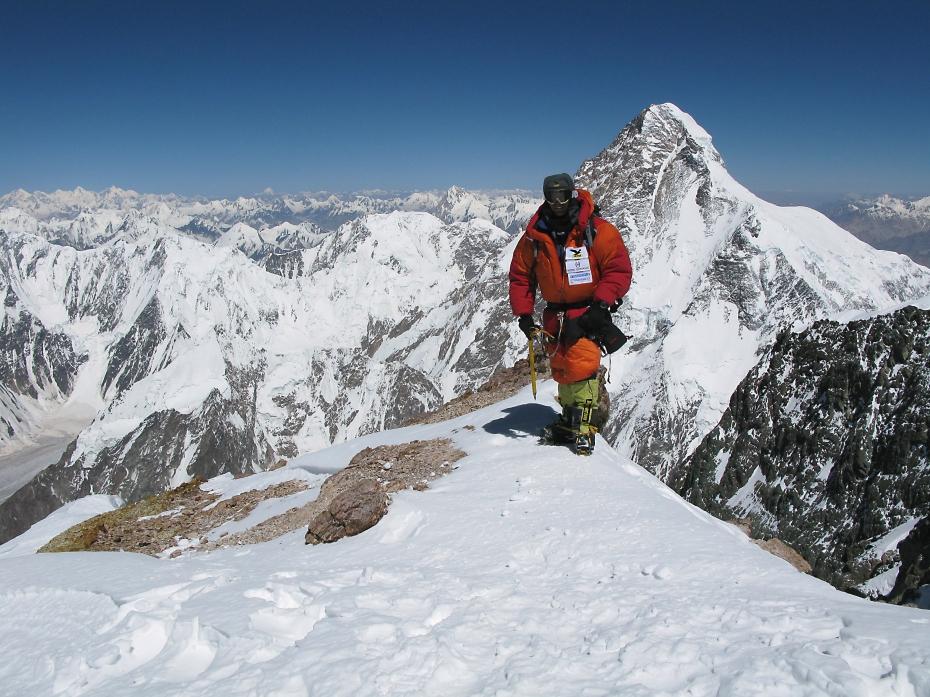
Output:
[545, 189, 572, 205]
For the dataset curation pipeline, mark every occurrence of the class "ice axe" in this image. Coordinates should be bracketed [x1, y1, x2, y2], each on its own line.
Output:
[527, 328, 553, 399]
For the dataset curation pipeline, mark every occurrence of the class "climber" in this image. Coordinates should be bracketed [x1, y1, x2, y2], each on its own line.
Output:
[508, 173, 632, 454]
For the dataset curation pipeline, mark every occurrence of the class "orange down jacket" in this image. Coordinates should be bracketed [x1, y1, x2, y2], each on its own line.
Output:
[508, 189, 632, 383]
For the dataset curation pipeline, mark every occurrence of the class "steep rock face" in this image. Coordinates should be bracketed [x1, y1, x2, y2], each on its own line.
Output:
[0, 300, 80, 404]
[668, 306, 930, 600]
[886, 516, 930, 605]
[575, 104, 930, 478]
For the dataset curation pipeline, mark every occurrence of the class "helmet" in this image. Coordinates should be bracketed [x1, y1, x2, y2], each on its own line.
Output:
[543, 173, 574, 216]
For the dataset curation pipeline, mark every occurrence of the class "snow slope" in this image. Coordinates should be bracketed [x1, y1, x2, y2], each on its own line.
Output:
[1, 385, 927, 697]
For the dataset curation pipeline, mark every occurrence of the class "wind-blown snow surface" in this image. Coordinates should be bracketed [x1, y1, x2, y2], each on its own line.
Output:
[0, 387, 927, 697]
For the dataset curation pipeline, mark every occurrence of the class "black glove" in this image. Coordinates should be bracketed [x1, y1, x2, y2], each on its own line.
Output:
[518, 314, 538, 338]
[578, 302, 611, 335]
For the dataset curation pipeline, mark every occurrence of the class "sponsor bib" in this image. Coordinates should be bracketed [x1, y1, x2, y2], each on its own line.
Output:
[565, 246, 593, 285]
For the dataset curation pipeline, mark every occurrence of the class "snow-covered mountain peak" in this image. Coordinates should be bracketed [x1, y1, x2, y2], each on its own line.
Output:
[323, 211, 507, 285]
[111, 209, 179, 244]
[436, 185, 491, 224]
[0, 207, 40, 236]
[643, 102, 718, 156]
[575, 104, 930, 477]
[215, 221, 263, 255]
[396, 191, 437, 210]
[576, 103, 723, 233]
[261, 220, 327, 251]
[868, 193, 930, 218]
[822, 193, 930, 266]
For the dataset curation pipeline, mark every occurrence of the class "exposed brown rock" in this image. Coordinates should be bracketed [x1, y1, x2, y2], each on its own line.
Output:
[728, 517, 753, 537]
[40, 477, 309, 556]
[305, 438, 466, 545]
[728, 518, 812, 574]
[306, 480, 388, 544]
[754, 539, 813, 574]
[591, 366, 611, 431]
[40, 438, 466, 556]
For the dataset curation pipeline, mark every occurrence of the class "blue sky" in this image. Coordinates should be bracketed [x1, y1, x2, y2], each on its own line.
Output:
[2, 0, 928, 201]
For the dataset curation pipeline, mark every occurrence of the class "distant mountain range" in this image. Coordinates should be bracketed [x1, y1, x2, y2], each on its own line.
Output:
[818, 195, 930, 267]
[0, 186, 538, 238]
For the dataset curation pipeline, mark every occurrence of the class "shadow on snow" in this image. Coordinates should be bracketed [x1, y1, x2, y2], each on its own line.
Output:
[482, 403, 558, 439]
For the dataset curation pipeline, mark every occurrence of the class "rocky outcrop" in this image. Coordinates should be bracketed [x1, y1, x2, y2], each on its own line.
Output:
[669, 305, 930, 601]
[728, 518, 811, 573]
[885, 516, 930, 606]
[407, 358, 612, 431]
[305, 439, 466, 545]
[406, 358, 550, 425]
[39, 475, 311, 556]
[305, 480, 389, 544]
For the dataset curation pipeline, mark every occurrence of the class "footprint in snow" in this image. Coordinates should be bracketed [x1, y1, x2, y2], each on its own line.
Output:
[640, 564, 673, 580]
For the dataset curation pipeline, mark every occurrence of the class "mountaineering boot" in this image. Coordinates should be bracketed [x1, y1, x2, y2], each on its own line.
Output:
[541, 376, 599, 455]
[572, 402, 597, 456]
[541, 405, 576, 445]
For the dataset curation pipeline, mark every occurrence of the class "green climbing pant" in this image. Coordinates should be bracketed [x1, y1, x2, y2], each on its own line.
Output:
[557, 377, 599, 435]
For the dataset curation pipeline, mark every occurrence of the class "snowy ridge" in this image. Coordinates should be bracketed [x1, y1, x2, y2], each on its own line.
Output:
[576, 103, 930, 477]
[0, 387, 927, 696]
